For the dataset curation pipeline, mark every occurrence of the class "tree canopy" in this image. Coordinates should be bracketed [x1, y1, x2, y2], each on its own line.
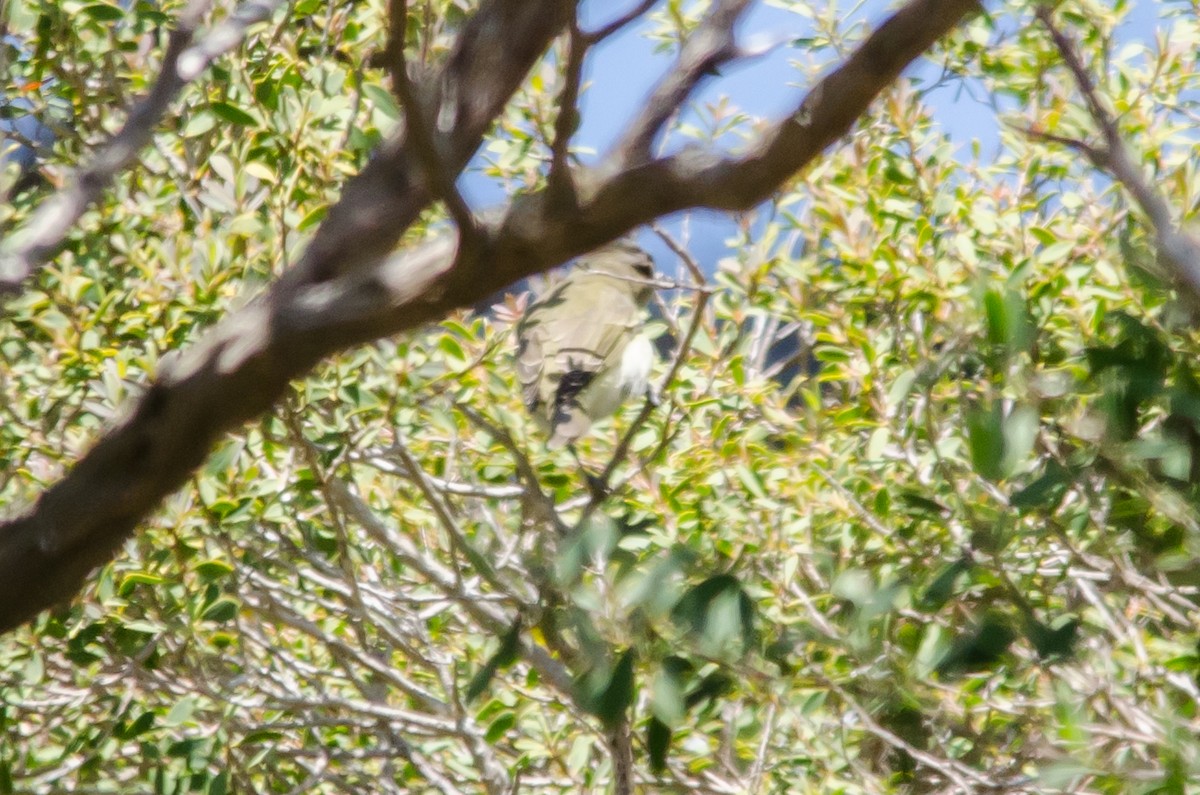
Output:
[2, 0, 1200, 792]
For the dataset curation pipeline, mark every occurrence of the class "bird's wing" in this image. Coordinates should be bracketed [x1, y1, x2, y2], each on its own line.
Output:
[516, 281, 640, 428]
[515, 319, 548, 412]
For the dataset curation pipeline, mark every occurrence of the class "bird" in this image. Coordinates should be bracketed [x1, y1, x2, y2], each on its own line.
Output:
[516, 240, 658, 449]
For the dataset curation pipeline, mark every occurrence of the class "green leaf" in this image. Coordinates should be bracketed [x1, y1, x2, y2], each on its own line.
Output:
[363, 83, 401, 120]
[918, 559, 971, 611]
[685, 672, 733, 709]
[182, 112, 217, 138]
[200, 598, 239, 623]
[1011, 461, 1071, 511]
[646, 717, 671, 773]
[164, 697, 196, 727]
[592, 649, 636, 731]
[195, 559, 235, 581]
[118, 574, 164, 598]
[1023, 615, 1080, 661]
[648, 664, 686, 727]
[967, 403, 1005, 480]
[82, 2, 124, 20]
[297, 204, 328, 231]
[466, 620, 521, 703]
[21, 652, 43, 685]
[209, 101, 259, 127]
[484, 712, 516, 743]
[935, 612, 1016, 676]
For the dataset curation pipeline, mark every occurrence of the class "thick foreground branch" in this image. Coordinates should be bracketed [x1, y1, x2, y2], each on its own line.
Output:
[0, 0, 979, 634]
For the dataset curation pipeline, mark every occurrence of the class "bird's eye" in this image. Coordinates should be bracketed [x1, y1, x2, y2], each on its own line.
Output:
[634, 262, 653, 278]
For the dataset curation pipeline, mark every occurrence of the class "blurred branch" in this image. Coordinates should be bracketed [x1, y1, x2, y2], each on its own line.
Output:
[546, 0, 661, 210]
[0, 0, 980, 633]
[652, 222, 706, 285]
[617, 0, 751, 166]
[546, 14, 586, 213]
[581, 0, 657, 44]
[351, 447, 526, 499]
[1034, 7, 1200, 300]
[385, 0, 479, 243]
[0, 0, 285, 293]
[607, 719, 635, 795]
[825, 678, 1004, 792]
[327, 476, 577, 696]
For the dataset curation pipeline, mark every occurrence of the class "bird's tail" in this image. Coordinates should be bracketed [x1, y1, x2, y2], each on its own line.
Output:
[547, 403, 592, 449]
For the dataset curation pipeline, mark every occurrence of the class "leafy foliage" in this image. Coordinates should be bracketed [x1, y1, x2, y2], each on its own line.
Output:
[2, 0, 1200, 792]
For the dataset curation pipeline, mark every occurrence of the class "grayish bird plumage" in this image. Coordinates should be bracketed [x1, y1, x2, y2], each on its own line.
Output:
[516, 240, 657, 448]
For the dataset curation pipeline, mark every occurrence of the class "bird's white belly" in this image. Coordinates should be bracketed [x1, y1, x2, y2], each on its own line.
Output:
[580, 335, 653, 420]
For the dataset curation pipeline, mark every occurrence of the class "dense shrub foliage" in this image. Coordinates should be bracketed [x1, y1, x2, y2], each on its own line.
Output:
[2, 0, 1199, 792]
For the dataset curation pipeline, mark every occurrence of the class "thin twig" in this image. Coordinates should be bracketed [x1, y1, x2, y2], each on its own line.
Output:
[351, 448, 527, 498]
[457, 404, 567, 536]
[580, 284, 712, 522]
[652, 223, 706, 285]
[390, 433, 527, 599]
[580, 0, 658, 45]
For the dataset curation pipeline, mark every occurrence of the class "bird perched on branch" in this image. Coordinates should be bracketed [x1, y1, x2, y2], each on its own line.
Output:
[516, 240, 658, 449]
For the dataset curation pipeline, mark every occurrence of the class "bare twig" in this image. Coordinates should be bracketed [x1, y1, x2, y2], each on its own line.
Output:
[581, 0, 658, 45]
[652, 222, 706, 285]
[457, 404, 567, 536]
[327, 475, 577, 697]
[351, 448, 527, 498]
[390, 433, 528, 599]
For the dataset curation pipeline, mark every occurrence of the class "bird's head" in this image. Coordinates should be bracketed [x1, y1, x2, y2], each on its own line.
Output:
[577, 239, 657, 303]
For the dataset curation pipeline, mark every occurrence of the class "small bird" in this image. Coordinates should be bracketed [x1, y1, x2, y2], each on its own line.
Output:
[516, 240, 658, 449]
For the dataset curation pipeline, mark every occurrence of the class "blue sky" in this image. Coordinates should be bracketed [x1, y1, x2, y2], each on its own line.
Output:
[462, 0, 1165, 272]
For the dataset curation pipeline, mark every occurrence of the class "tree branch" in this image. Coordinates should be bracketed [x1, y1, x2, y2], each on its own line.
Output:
[1035, 7, 1200, 299]
[0, 0, 980, 634]
[279, 0, 575, 290]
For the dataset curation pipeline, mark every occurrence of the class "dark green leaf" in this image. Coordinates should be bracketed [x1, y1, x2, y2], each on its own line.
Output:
[466, 620, 522, 703]
[646, 717, 671, 773]
[918, 559, 971, 611]
[936, 613, 1016, 676]
[209, 101, 259, 127]
[484, 712, 516, 743]
[200, 598, 239, 623]
[82, 2, 125, 21]
[592, 649, 636, 731]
